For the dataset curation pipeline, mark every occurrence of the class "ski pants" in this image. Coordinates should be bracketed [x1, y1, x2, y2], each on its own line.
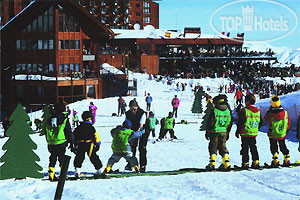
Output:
[269, 138, 289, 155]
[74, 142, 103, 170]
[240, 137, 259, 163]
[146, 103, 151, 111]
[48, 142, 67, 168]
[130, 130, 150, 167]
[160, 129, 176, 139]
[208, 132, 229, 157]
[148, 128, 156, 138]
[172, 107, 178, 118]
[107, 152, 138, 168]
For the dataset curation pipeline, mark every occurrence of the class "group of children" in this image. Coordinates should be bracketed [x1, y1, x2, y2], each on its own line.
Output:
[205, 93, 295, 170]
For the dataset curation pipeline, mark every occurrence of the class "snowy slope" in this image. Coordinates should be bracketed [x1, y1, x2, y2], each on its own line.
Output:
[1, 74, 300, 200]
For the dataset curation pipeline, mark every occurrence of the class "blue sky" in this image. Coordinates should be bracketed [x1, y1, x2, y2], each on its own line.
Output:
[159, 0, 300, 49]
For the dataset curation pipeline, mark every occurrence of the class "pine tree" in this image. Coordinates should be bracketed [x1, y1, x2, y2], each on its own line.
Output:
[191, 89, 206, 114]
[0, 103, 43, 180]
[39, 105, 53, 136]
[200, 100, 214, 131]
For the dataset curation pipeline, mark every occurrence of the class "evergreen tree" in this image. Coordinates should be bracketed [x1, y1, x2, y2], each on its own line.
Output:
[191, 89, 206, 114]
[200, 100, 214, 131]
[39, 105, 53, 136]
[0, 103, 43, 180]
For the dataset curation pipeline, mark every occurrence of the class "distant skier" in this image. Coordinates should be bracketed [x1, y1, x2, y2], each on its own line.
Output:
[101, 120, 144, 176]
[235, 88, 243, 105]
[89, 102, 97, 123]
[171, 95, 180, 118]
[145, 111, 159, 141]
[73, 111, 103, 178]
[205, 94, 232, 170]
[264, 96, 291, 167]
[145, 93, 153, 111]
[159, 112, 177, 140]
[235, 94, 261, 169]
[45, 102, 74, 181]
[117, 96, 126, 116]
[73, 110, 79, 128]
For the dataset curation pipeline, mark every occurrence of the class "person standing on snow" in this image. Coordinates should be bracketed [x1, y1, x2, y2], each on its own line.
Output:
[171, 95, 180, 118]
[264, 96, 291, 167]
[73, 111, 103, 178]
[235, 94, 261, 169]
[124, 100, 148, 172]
[89, 102, 97, 123]
[205, 94, 232, 170]
[235, 88, 243, 105]
[159, 112, 177, 140]
[73, 110, 79, 128]
[101, 120, 144, 176]
[45, 101, 74, 181]
[145, 93, 153, 111]
[145, 111, 159, 141]
[117, 96, 125, 116]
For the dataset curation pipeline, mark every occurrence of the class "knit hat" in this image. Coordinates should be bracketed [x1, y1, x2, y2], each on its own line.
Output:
[82, 111, 93, 121]
[271, 96, 281, 108]
[122, 120, 132, 128]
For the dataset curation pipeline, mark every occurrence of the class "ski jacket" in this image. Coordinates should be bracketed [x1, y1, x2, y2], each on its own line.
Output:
[164, 117, 175, 129]
[236, 104, 262, 137]
[89, 105, 97, 114]
[110, 126, 144, 153]
[145, 96, 153, 103]
[235, 90, 243, 100]
[207, 104, 232, 134]
[73, 121, 101, 146]
[146, 116, 158, 130]
[171, 98, 180, 108]
[45, 113, 73, 145]
[264, 107, 290, 140]
[125, 108, 145, 131]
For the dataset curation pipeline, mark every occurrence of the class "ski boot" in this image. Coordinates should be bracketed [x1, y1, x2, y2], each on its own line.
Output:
[219, 154, 230, 170]
[100, 165, 112, 178]
[125, 163, 133, 171]
[241, 162, 249, 169]
[75, 168, 85, 179]
[206, 154, 216, 169]
[133, 165, 140, 173]
[283, 154, 290, 166]
[48, 167, 56, 181]
[271, 153, 280, 167]
[251, 160, 260, 169]
[94, 169, 102, 178]
[140, 166, 146, 173]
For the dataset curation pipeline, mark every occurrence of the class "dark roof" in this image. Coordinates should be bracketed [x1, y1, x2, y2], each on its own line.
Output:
[1, 0, 113, 40]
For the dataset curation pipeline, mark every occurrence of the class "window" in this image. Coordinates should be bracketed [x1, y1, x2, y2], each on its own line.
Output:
[59, 16, 63, 32]
[38, 40, 43, 49]
[136, 12, 140, 16]
[37, 64, 43, 73]
[43, 40, 48, 49]
[87, 85, 95, 98]
[143, 17, 150, 23]
[16, 40, 21, 50]
[43, 64, 49, 74]
[49, 15, 54, 32]
[49, 40, 54, 49]
[70, 64, 75, 72]
[70, 16, 74, 32]
[75, 17, 80, 32]
[27, 64, 32, 73]
[70, 40, 75, 49]
[59, 40, 64, 49]
[44, 14, 48, 32]
[22, 64, 26, 72]
[49, 64, 54, 72]
[38, 16, 43, 32]
[32, 19, 37, 32]
[143, 8, 150, 14]
[27, 23, 31, 32]
[76, 64, 80, 72]
[27, 40, 31, 50]
[136, 3, 140, 7]
[64, 64, 70, 73]
[59, 64, 64, 73]
[144, 2, 150, 7]
[22, 40, 26, 50]
[32, 64, 37, 73]
[16, 64, 21, 72]
[64, 15, 69, 32]
[32, 40, 37, 50]
[65, 40, 69, 49]
[75, 40, 80, 49]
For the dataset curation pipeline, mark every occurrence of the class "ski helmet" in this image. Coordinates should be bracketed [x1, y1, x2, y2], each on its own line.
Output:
[122, 120, 132, 128]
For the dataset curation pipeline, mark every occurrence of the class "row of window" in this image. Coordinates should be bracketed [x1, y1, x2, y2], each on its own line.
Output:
[59, 63, 81, 74]
[16, 40, 54, 50]
[58, 10, 80, 32]
[59, 40, 80, 50]
[22, 6, 54, 33]
[16, 63, 54, 74]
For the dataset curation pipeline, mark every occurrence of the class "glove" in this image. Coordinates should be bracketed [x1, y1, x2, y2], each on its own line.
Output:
[226, 134, 229, 141]
[94, 144, 100, 152]
[235, 131, 239, 138]
[141, 128, 145, 135]
[205, 131, 209, 140]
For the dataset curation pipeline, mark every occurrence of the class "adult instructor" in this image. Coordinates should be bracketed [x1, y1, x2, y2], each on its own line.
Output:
[125, 99, 148, 172]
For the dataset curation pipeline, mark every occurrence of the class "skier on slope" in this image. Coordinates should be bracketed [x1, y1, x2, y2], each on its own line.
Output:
[205, 94, 232, 170]
[101, 120, 144, 176]
[159, 112, 177, 140]
[73, 111, 103, 178]
[145, 111, 159, 141]
[264, 96, 291, 167]
[45, 101, 74, 181]
[235, 94, 262, 169]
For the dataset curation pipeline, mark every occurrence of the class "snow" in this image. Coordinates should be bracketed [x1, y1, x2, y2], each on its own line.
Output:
[1, 73, 300, 200]
[100, 63, 124, 75]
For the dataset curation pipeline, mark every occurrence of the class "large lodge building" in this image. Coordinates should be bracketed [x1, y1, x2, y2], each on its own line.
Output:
[0, 0, 275, 117]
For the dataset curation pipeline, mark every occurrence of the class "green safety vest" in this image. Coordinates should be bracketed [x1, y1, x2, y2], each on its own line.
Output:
[111, 129, 133, 153]
[242, 108, 261, 136]
[74, 114, 78, 121]
[149, 117, 157, 129]
[164, 117, 174, 129]
[269, 111, 288, 139]
[212, 108, 231, 133]
[46, 118, 67, 145]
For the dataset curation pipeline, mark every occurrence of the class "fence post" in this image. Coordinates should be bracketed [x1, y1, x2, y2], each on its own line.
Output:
[54, 155, 71, 200]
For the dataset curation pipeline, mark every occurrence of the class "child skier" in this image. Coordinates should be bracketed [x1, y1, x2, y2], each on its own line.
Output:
[159, 112, 177, 140]
[73, 111, 103, 178]
[264, 96, 291, 167]
[205, 94, 232, 170]
[73, 110, 79, 128]
[145, 111, 159, 141]
[101, 120, 145, 176]
[235, 94, 261, 169]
